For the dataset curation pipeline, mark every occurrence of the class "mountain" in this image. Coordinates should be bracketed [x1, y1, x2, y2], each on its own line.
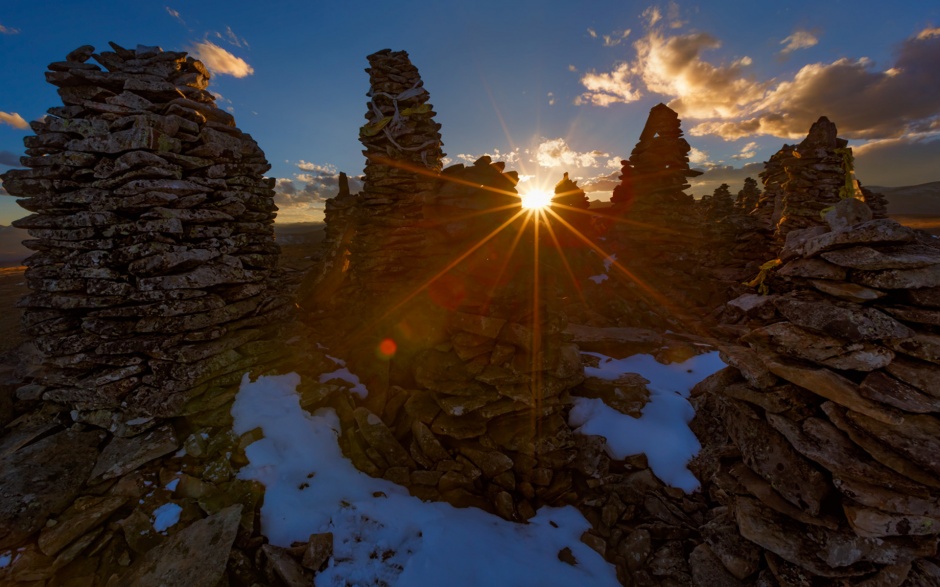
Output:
[0, 225, 29, 267]
[869, 181, 940, 215]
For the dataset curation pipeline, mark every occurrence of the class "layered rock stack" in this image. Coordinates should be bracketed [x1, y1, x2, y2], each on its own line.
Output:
[700, 198, 940, 584]
[319, 157, 592, 521]
[735, 177, 761, 213]
[0, 43, 287, 421]
[341, 48, 444, 302]
[766, 116, 859, 244]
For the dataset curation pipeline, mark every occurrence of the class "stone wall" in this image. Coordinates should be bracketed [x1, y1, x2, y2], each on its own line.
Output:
[0, 43, 288, 423]
[698, 198, 940, 584]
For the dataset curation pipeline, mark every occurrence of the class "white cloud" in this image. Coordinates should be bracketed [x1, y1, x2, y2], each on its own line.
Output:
[0, 22, 20, 35]
[688, 146, 710, 165]
[731, 141, 758, 160]
[568, 64, 577, 72]
[547, 92, 555, 106]
[0, 112, 28, 129]
[191, 41, 254, 78]
[456, 148, 521, 166]
[297, 160, 337, 174]
[916, 26, 940, 41]
[587, 28, 597, 39]
[164, 6, 184, 25]
[779, 30, 818, 55]
[535, 138, 608, 168]
[575, 62, 641, 106]
[222, 25, 249, 48]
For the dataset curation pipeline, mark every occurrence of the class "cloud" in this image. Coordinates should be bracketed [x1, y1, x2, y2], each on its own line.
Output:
[587, 28, 597, 39]
[165, 6, 184, 25]
[916, 26, 940, 41]
[455, 148, 521, 166]
[779, 30, 818, 55]
[575, 62, 641, 106]
[688, 146, 710, 165]
[274, 166, 364, 222]
[535, 139, 608, 168]
[297, 160, 337, 174]
[852, 136, 940, 186]
[191, 41, 254, 78]
[634, 30, 765, 119]
[0, 151, 20, 167]
[579, 170, 622, 195]
[0, 112, 28, 129]
[547, 92, 555, 106]
[589, 27, 631, 47]
[731, 141, 758, 160]
[0, 22, 20, 35]
[568, 65, 577, 72]
[217, 25, 249, 48]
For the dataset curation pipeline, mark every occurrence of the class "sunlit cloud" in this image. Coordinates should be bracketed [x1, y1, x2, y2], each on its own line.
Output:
[575, 62, 641, 106]
[731, 141, 758, 160]
[456, 148, 521, 166]
[535, 138, 608, 168]
[0, 22, 20, 35]
[0, 112, 29, 129]
[568, 64, 577, 72]
[547, 92, 555, 106]
[689, 163, 764, 197]
[779, 30, 818, 55]
[164, 6, 184, 25]
[587, 28, 597, 39]
[688, 146, 710, 165]
[579, 170, 621, 196]
[916, 26, 940, 40]
[634, 30, 765, 119]
[297, 160, 337, 174]
[191, 40, 254, 78]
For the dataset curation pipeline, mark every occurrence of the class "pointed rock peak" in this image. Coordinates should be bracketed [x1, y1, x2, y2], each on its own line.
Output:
[801, 116, 839, 149]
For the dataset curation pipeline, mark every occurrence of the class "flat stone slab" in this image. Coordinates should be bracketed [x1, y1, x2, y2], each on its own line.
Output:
[781, 219, 915, 261]
[821, 244, 940, 271]
[744, 322, 893, 372]
[0, 430, 100, 550]
[852, 264, 940, 290]
[116, 504, 242, 587]
[91, 423, 178, 481]
[774, 296, 913, 341]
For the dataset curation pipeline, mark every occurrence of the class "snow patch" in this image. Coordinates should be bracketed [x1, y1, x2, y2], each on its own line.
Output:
[232, 372, 620, 587]
[569, 351, 725, 493]
[152, 503, 182, 532]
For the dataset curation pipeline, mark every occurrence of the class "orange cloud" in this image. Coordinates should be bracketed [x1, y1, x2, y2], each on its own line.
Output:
[0, 111, 28, 129]
[779, 30, 819, 54]
[191, 41, 254, 78]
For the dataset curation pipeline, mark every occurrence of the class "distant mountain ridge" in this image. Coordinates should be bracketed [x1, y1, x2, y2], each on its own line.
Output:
[868, 181, 940, 215]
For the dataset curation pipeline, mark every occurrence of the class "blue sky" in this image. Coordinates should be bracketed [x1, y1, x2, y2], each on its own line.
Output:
[1, 0, 939, 223]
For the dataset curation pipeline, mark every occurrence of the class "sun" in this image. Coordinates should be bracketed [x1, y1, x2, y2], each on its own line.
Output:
[519, 188, 553, 210]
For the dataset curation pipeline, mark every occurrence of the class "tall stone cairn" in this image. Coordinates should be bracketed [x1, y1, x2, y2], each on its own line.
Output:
[622, 103, 702, 222]
[700, 198, 940, 584]
[345, 48, 444, 300]
[768, 116, 857, 243]
[735, 177, 761, 213]
[0, 42, 287, 419]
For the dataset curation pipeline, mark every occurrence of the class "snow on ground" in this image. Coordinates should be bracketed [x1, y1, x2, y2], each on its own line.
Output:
[568, 351, 726, 493]
[151, 502, 182, 532]
[318, 354, 368, 398]
[232, 373, 621, 587]
[587, 253, 617, 284]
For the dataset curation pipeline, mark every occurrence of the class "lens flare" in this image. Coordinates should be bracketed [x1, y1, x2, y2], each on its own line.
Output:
[519, 189, 553, 210]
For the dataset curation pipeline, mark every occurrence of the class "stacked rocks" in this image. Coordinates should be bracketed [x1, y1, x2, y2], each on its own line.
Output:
[702, 199, 940, 584]
[771, 116, 856, 243]
[0, 43, 287, 421]
[319, 157, 590, 521]
[755, 146, 792, 232]
[343, 48, 444, 301]
[735, 177, 761, 213]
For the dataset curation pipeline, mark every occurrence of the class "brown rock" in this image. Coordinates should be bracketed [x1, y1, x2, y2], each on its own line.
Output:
[0, 430, 99, 550]
[90, 424, 178, 481]
[773, 296, 913, 341]
[765, 357, 904, 425]
[833, 476, 940, 518]
[778, 258, 847, 280]
[887, 331, 940, 363]
[859, 370, 940, 414]
[780, 219, 915, 261]
[844, 500, 940, 538]
[38, 495, 126, 556]
[808, 279, 887, 303]
[353, 407, 415, 468]
[853, 264, 940, 289]
[821, 244, 940, 270]
[116, 505, 242, 587]
[718, 345, 778, 389]
[885, 356, 940, 398]
[302, 532, 333, 570]
[744, 322, 893, 371]
[729, 461, 839, 529]
[262, 544, 311, 587]
[720, 397, 830, 515]
[846, 409, 940, 478]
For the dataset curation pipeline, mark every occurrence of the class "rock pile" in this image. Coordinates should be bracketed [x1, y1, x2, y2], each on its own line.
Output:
[735, 177, 761, 213]
[699, 198, 940, 584]
[341, 48, 444, 302]
[760, 116, 859, 244]
[0, 42, 287, 422]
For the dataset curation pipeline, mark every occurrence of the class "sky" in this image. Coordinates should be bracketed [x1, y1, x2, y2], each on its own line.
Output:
[1, 0, 939, 224]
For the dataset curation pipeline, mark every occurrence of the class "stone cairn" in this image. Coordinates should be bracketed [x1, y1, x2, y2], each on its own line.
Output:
[735, 177, 761, 213]
[341, 48, 444, 303]
[759, 116, 864, 244]
[0, 42, 287, 422]
[697, 198, 940, 584]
